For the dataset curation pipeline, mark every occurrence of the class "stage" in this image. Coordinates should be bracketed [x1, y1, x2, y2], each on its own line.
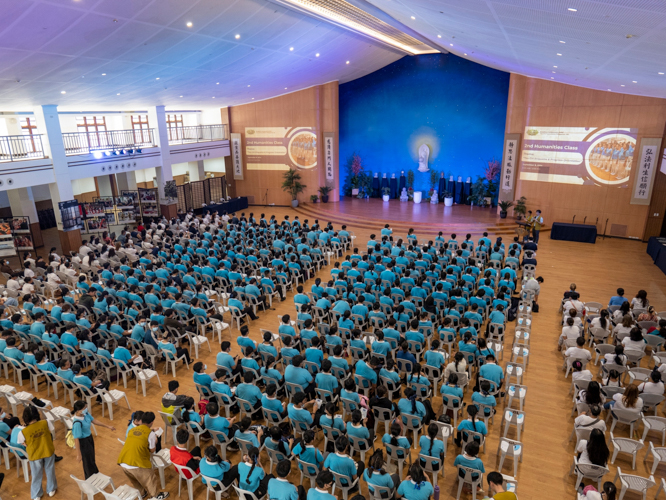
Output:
[293, 198, 532, 237]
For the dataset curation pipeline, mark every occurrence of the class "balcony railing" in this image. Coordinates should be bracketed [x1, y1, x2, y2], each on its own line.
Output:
[168, 124, 228, 145]
[0, 135, 46, 162]
[62, 128, 156, 155]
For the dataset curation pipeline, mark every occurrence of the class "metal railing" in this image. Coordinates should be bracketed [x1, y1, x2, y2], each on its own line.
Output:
[0, 135, 46, 162]
[167, 124, 228, 145]
[62, 128, 156, 155]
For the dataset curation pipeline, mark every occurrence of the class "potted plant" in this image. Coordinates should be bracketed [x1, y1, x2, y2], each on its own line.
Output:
[483, 158, 501, 207]
[318, 185, 332, 203]
[406, 169, 417, 201]
[443, 190, 454, 207]
[350, 154, 364, 196]
[469, 176, 486, 206]
[281, 168, 306, 208]
[514, 196, 527, 219]
[310, 194, 319, 203]
[357, 171, 373, 199]
[498, 200, 513, 219]
[382, 186, 390, 202]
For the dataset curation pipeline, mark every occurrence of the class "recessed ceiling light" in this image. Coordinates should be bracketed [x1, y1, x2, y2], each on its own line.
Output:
[659, 72, 665, 75]
[552, 71, 556, 73]
[557, 53, 562, 56]
[186, 22, 193, 28]
[156, 77, 160, 80]
[411, 16, 415, 20]
[621, 85, 625, 87]
[212, 97, 215, 99]
[607, 89, 611, 91]
[437, 35, 441, 38]
[551, 77, 554, 79]
[235, 34, 240, 39]
[102, 73, 106, 76]
[285, 87, 288, 89]
[559, 40, 566, 43]
[216, 82, 220, 85]
[247, 85, 251, 87]
[117, 93, 121, 95]
[568, 8, 577, 12]
[346, 61, 350, 64]
[450, 43, 453, 46]
[553, 66, 557, 68]
[316, 53, 320, 57]
[180, 95, 183, 97]
[632, 80, 637, 83]
[60, 91, 66, 94]
[252, 98, 254, 100]
[464, 53, 467, 56]
[289, 47, 294, 51]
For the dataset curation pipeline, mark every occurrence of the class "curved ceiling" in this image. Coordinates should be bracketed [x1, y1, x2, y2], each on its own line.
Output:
[365, 0, 666, 98]
[2, 0, 666, 112]
[0, 0, 402, 111]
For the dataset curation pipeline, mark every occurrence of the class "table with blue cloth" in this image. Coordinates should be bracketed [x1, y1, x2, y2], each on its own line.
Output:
[647, 237, 666, 276]
[550, 222, 597, 243]
[193, 197, 249, 215]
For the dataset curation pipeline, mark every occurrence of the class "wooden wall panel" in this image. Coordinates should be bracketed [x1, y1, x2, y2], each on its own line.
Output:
[225, 83, 340, 206]
[508, 74, 666, 240]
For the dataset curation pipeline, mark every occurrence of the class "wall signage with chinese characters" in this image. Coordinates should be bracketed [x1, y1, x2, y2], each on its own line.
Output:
[630, 138, 662, 205]
[498, 133, 521, 203]
[324, 133, 335, 181]
[230, 133, 243, 180]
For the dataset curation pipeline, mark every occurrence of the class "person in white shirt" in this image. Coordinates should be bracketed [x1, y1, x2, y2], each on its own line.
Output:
[23, 253, 36, 267]
[23, 263, 35, 278]
[559, 317, 580, 347]
[603, 345, 627, 366]
[63, 262, 77, 277]
[575, 428, 609, 466]
[565, 337, 592, 362]
[78, 241, 92, 256]
[630, 290, 649, 311]
[70, 252, 82, 265]
[574, 405, 606, 433]
[6, 277, 20, 291]
[563, 293, 584, 316]
[22, 276, 35, 295]
[571, 360, 593, 382]
[563, 309, 583, 328]
[46, 267, 62, 287]
[589, 309, 611, 332]
[608, 385, 643, 415]
[523, 276, 543, 302]
[612, 315, 633, 341]
[637, 369, 665, 395]
[621, 328, 646, 352]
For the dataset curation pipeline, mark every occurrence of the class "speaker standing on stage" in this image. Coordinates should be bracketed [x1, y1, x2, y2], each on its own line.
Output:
[533, 210, 544, 243]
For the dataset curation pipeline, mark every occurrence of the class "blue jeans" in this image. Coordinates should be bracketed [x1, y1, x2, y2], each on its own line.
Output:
[30, 454, 57, 499]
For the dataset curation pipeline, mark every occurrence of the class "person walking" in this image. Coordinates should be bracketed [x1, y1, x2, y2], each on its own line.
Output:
[532, 210, 544, 243]
[17, 405, 60, 500]
[117, 411, 170, 500]
[72, 400, 116, 479]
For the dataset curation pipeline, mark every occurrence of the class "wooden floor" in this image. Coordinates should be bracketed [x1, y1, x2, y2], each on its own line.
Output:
[3, 207, 666, 500]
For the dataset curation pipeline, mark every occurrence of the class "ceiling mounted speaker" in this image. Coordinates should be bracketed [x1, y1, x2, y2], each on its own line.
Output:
[6, 179, 13, 185]
[0, 180, 4, 186]
[101, 166, 106, 171]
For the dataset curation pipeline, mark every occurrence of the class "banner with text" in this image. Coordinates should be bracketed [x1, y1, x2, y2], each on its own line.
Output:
[230, 133, 243, 180]
[630, 138, 662, 205]
[245, 127, 317, 171]
[520, 127, 638, 187]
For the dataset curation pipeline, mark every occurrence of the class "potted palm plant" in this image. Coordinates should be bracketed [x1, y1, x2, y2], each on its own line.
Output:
[282, 168, 306, 208]
[310, 194, 319, 203]
[318, 185, 332, 203]
[498, 200, 513, 219]
[382, 186, 390, 202]
[514, 196, 527, 219]
[443, 190, 454, 207]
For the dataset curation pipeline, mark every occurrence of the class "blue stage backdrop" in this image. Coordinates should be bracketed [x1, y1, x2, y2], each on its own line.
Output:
[339, 53, 510, 195]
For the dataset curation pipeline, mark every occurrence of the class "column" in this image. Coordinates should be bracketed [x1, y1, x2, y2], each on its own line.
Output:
[7, 187, 43, 249]
[97, 175, 113, 197]
[187, 161, 205, 182]
[33, 105, 81, 255]
[147, 105, 177, 219]
[116, 171, 137, 192]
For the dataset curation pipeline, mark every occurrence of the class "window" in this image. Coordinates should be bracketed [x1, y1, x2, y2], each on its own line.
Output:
[20, 117, 38, 152]
[131, 115, 150, 144]
[166, 114, 184, 141]
[76, 116, 107, 149]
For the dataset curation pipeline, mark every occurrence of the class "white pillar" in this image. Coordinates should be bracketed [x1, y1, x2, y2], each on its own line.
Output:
[197, 160, 205, 180]
[7, 187, 39, 221]
[97, 175, 113, 197]
[116, 171, 137, 192]
[5, 115, 22, 136]
[34, 105, 74, 229]
[147, 105, 173, 200]
[188, 161, 204, 182]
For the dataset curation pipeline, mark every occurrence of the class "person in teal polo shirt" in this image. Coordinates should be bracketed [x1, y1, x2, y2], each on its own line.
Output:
[396, 464, 433, 500]
[307, 470, 336, 500]
[267, 460, 303, 500]
[71, 400, 115, 479]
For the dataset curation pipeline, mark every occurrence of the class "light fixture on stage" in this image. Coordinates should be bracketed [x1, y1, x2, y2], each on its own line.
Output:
[93, 151, 103, 159]
[136, 148, 142, 154]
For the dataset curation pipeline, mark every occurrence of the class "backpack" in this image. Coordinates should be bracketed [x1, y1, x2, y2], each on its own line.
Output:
[198, 399, 209, 415]
[65, 420, 82, 449]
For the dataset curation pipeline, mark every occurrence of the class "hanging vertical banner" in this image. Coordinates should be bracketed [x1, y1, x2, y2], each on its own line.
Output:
[631, 138, 662, 205]
[324, 133, 335, 181]
[498, 133, 521, 203]
[230, 133, 243, 180]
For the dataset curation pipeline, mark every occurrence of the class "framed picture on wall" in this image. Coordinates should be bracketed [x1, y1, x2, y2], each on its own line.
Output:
[0, 223, 16, 257]
[11, 217, 30, 234]
[13, 234, 34, 251]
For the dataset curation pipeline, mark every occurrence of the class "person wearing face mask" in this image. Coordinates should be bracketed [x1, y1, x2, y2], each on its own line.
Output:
[143, 320, 160, 349]
[71, 400, 116, 479]
[130, 316, 148, 342]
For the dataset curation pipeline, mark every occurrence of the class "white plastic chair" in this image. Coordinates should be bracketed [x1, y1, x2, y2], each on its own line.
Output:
[151, 448, 172, 489]
[613, 467, 655, 500]
[496, 437, 523, 477]
[642, 416, 666, 446]
[70, 473, 116, 500]
[133, 366, 162, 397]
[173, 463, 201, 500]
[569, 456, 608, 492]
[610, 433, 643, 470]
[100, 484, 142, 500]
[608, 408, 642, 437]
[331, 469, 360, 500]
[644, 441, 666, 475]
[501, 409, 525, 441]
[505, 384, 527, 411]
[98, 387, 131, 420]
[455, 465, 484, 500]
[8, 444, 29, 482]
[202, 475, 236, 500]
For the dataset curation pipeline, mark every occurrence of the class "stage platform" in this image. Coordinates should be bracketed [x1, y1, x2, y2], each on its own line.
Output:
[294, 198, 542, 237]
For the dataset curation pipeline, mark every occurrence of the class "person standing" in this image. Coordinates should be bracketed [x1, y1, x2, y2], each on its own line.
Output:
[72, 400, 116, 479]
[117, 412, 170, 500]
[532, 210, 544, 243]
[17, 405, 59, 500]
